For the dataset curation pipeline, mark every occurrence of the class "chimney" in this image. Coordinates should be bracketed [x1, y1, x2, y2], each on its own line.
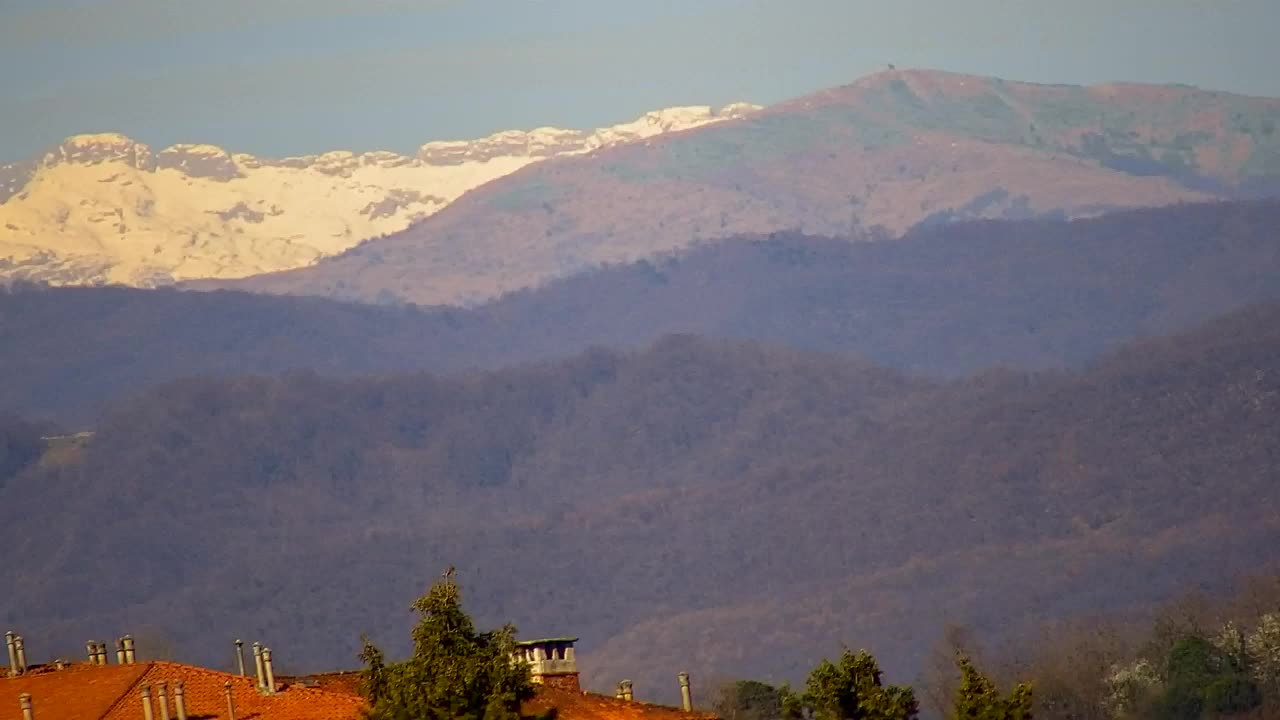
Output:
[156, 681, 171, 720]
[173, 680, 188, 720]
[224, 681, 237, 720]
[86, 641, 96, 664]
[140, 682, 155, 720]
[97, 642, 108, 665]
[54, 659, 65, 671]
[262, 647, 276, 694]
[19, 693, 33, 720]
[116, 638, 126, 664]
[621, 680, 634, 702]
[252, 642, 265, 690]
[514, 637, 580, 693]
[234, 639, 246, 676]
[123, 635, 136, 664]
[5, 631, 17, 677]
[678, 672, 692, 712]
[13, 636, 26, 674]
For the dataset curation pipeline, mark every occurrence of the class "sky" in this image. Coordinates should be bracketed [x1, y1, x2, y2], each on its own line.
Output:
[1, 0, 1277, 163]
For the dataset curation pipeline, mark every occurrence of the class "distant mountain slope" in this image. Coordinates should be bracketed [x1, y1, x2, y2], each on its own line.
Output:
[204, 68, 1280, 305]
[5, 200, 1280, 425]
[0, 104, 759, 286]
[1, 301, 1277, 702]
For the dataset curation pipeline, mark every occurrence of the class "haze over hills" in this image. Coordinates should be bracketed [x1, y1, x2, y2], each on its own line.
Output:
[5, 199, 1280, 425]
[0, 103, 759, 287]
[1, 300, 1277, 702]
[199, 68, 1280, 306]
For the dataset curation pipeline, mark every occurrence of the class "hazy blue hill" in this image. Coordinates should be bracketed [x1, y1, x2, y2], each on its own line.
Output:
[5, 200, 1280, 425]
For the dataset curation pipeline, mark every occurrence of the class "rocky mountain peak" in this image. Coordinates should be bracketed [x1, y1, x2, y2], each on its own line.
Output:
[155, 143, 240, 180]
[43, 133, 156, 170]
[416, 102, 761, 165]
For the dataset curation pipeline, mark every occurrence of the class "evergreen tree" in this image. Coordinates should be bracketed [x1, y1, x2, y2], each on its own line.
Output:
[952, 653, 1032, 720]
[801, 649, 918, 720]
[360, 568, 544, 720]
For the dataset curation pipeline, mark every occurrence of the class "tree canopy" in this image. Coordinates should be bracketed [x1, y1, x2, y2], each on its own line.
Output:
[360, 569, 546, 720]
[789, 649, 918, 720]
[952, 654, 1032, 720]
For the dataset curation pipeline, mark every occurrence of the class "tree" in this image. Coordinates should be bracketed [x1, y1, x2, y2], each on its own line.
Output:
[952, 653, 1032, 720]
[800, 649, 918, 720]
[359, 569, 546, 720]
[714, 680, 784, 720]
[1151, 635, 1261, 720]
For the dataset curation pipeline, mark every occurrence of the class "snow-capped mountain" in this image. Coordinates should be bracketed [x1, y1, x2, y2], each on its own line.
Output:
[0, 103, 760, 287]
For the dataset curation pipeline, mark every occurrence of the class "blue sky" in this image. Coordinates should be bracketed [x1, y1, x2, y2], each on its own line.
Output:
[1, 0, 1277, 162]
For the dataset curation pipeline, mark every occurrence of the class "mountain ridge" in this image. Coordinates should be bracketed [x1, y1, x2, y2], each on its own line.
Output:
[6, 199, 1280, 426]
[0, 102, 760, 287]
[204, 68, 1280, 306]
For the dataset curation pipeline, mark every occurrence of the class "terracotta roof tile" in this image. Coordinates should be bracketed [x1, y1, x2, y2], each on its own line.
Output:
[108, 662, 366, 720]
[2, 662, 365, 720]
[526, 686, 718, 720]
[4, 663, 713, 720]
[1, 664, 149, 720]
[283, 671, 719, 720]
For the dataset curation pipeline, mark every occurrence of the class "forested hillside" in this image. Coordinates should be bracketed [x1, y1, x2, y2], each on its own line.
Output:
[1, 301, 1277, 702]
[4, 199, 1280, 425]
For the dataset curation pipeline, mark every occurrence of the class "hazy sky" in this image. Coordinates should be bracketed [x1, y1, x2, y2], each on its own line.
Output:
[1, 0, 1277, 162]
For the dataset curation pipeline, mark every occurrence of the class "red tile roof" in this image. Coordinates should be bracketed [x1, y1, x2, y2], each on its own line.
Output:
[2, 661, 364, 720]
[1, 664, 149, 720]
[4, 664, 715, 720]
[527, 686, 718, 720]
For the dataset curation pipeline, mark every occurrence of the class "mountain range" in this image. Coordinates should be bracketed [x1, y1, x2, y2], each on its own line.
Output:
[2, 298, 1277, 702]
[0, 103, 759, 287]
[197, 68, 1280, 306]
[5, 199, 1279, 426]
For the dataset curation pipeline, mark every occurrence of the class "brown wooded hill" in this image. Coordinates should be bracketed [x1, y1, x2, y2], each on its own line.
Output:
[1, 301, 1277, 704]
[6, 199, 1280, 425]
[193, 68, 1280, 305]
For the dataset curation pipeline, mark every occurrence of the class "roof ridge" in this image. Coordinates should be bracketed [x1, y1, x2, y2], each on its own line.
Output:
[95, 661, 155, 720]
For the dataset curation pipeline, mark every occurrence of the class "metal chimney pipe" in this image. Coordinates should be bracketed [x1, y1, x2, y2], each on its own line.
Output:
[615, 682, 626, 700]
[123, 635, 136, 664]
[173, 681, 188, 720]
[140, 682, 155, 720]
[19, 693, 33, 720]
[252, 643, 264, 689]
[13, 636, 26, 674]
[262, 647, 276, 694]
[116, 638, 126, 664]
[234, 639, 246, 676]
[5, 631, 17, 677]
[621, 680, 633, 702]
[156, 681, 171, 720]
[224, 681, 237, 720]
[678, 672, 692, 712]
[97, 642, 108, 665]
[86, 641, 96, 664]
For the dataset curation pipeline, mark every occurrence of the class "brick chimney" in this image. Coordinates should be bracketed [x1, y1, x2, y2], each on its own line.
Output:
[514, 638, 580, 692]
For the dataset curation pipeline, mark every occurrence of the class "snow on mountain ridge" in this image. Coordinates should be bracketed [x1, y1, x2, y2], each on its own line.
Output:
[0, 101, 761, 287]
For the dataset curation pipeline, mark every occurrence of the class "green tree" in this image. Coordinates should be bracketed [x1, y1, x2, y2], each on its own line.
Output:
[360, 569, 546, 720]
[801, 649, 918, 720]
[1152, 635, 1261, 720]
[952, 653, 1032, 720]
[714, 680, 784, 720]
